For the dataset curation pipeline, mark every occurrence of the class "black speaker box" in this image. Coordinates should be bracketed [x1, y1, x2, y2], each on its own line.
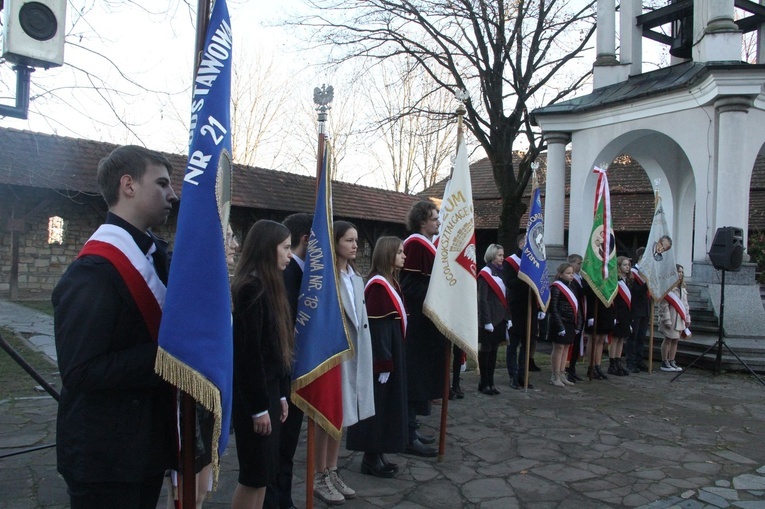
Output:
[708, 226, 744, 271]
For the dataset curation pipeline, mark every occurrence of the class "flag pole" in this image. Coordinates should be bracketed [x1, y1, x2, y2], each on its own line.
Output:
[524, 292, 532, 389]
[177, 2, 213, 508]
[437, 100, 468, 459]
[647, 188, 659, 374]
[304, 83, 333, 509]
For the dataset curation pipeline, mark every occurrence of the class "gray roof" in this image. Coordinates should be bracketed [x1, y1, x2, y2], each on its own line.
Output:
[531, 61, 765, 121]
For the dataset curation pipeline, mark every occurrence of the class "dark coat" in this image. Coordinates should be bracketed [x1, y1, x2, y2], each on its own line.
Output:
[478, 264, 510, 345]
[584, 283, 616, 333]
[502, 253, 540, 338]
[548, 281, 583, 343]
[613, 279, 633, 338]
[53, 217, 175, 484]
[630, 267, 651, 318]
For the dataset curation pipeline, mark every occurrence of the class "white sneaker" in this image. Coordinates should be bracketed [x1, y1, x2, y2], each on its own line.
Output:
[660, 361, 674, 372]
[328, 467, 356, 499]
[314, 471, 345, 505]
[670, 360, 683, 372]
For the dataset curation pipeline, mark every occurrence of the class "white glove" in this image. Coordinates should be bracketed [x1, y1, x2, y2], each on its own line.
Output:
[557, 330, 566, 337]
[484, 323, 494, 332]
[506, 320, 513, 330]
[614, 319, 617, 326]
[378, 372, 390, 384]
[587, 318, 594, 327]
[537, 312, 546, 320]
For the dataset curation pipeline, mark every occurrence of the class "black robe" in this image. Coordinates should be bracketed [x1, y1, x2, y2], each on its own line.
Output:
[401, 236, 448, 411]
[346, 279, 408, 454]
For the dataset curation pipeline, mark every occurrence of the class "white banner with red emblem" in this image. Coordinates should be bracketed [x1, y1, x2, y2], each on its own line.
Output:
[424, 137, 478, 361]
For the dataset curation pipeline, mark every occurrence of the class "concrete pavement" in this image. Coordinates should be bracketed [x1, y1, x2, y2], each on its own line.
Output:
[2, 298, 765, 508]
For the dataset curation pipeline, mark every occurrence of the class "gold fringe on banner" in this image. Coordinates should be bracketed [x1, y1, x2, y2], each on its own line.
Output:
[426, 311, 478, 365]
[155, 347, 223, 490]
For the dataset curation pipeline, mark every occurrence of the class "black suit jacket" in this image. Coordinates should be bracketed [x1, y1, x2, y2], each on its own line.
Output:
[53, 215, 175, 483]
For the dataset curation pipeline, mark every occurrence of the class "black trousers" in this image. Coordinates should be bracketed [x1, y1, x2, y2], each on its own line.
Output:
[64, 473, 164, 509]
[264, 399, 304, 509]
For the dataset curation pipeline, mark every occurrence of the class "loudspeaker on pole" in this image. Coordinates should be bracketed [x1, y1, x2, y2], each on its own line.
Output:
[2, 0, 67, 68]
[708, 226, 744, 272]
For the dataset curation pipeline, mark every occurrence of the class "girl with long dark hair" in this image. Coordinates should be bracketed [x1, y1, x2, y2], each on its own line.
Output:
[231, 220, 294, 509]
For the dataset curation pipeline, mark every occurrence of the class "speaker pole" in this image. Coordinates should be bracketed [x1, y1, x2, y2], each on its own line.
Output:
[672, 267, 765, 387]
[714, 269, 725, 374]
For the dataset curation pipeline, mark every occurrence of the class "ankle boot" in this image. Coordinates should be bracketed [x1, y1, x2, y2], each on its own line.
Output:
[617, 358, 629, 376]
[607, 358, 617, 375]
[559, 371, 574, 386]
[550, 372, 565, 387]
[595, 365, 608, 380]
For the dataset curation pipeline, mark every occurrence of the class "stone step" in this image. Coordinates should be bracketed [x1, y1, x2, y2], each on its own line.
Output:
[646, 334, 765, 374]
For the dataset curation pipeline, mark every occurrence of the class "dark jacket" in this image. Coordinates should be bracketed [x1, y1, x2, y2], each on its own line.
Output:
[478, 264, 510, 328]
[53, 215, 175, 483]
[549, 281, 581, 335]
[502, 252, 540, 337]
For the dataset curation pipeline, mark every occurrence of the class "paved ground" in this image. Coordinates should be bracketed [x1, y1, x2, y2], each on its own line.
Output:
[2, 298, 765, 509]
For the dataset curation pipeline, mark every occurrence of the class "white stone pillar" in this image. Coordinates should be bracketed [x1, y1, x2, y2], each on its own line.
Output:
[714, 97, 752, 238]
[596, 0, 618, 65]
[693, 0, 741, 61]
[543, 132, 570, 258]
[758, 0, 765, 63]
[706, 0, 738, 32]
[619, 0, 642, 75]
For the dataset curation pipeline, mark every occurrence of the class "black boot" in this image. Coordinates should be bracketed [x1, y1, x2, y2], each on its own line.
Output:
[595, 365, 608, 380]
[607, 358, 617, 375]
[379, 453, 399, 473]
[361, 453, 395, 478]
[617, 358, 629, 376]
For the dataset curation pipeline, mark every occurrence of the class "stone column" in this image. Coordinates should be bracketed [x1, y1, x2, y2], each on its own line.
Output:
[714, 97, 752, 239]
[706, 0, 739, 32]
[619, 0, 642, 75]
[543, 132, 570, 261]
[595, 0, 618, 65]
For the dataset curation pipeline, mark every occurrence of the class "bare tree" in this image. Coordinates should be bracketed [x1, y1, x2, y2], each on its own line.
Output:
[361, 55, 455, 193]
[293, 0, 596, 245]
[230, 48, 294, 168]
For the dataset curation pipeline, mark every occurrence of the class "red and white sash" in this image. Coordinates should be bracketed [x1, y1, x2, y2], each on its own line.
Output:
[478, 266, 507, 308]
[365, 275, 408, 337]
[552, 280, 578, 324]
[664, 289, 687, 323]
[78, 224, 165, 340]
[631, 267, 645, 285]
[617, 280, 632, 310]
[504, 253, 521, 272]
[404, 233, 436, 256]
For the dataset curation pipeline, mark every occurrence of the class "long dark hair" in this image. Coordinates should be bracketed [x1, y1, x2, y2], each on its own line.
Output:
[231, 220, 293, 367]
[369, 236, 403, 286]
[333, 220, 358, 273]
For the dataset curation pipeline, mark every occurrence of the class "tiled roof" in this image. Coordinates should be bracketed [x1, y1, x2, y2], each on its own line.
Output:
[0, 128, 422, 224]
[422, 152, 765, 231]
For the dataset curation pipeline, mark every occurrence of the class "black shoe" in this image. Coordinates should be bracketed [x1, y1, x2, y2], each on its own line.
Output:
[528, 359, 542, 372]
[480, 386, 495, 395]
[453, 385, 464, 398]
[510, 380, 521, 390]
[566, 372, 578, 384]
[361, 454, 395, 478]
[637, 363, 649, 372]
[490, 386, 500, 395]
[404, 439, 437, 457]
[379, 454, 399, 474]
[594, 365, 608, 380]
[415, 432, 435, 445]
[449, 388, 458, 400]
[607, 362, 617, 375]
[627, 364, 640, 374]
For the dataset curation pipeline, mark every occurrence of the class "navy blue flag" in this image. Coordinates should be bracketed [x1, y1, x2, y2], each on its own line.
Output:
[155, 0, 232, 484]
[518, 172, 551, 311]
[290, 142, 352, 440]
